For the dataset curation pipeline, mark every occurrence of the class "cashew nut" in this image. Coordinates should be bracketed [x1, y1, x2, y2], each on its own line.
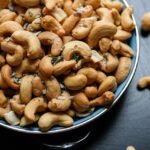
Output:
[111, 8, 121, 26]
[15, 58, 40, 78]
[15, 15, 25, 26]
[85, 0, 100, 9]
[24, 97, 47, 121]
[32, 76, 43, 97]
[0, 0, 9, 9]
[1, 41, 24, 66]
[64, 74, 87, 90]
[10, 95, 25, 115]
[115, 57, 131, 84]
[42, 0, 56, 11]
[0, 103, 11, 118]
[121, 6, 135, 32]
[1, 64, 19, 90]
[38, 31, 63, 56]
[73, 92, 90, 113]
[99, 53, 119, 73]
[30, 18, 42, 31]
[12, 30, 44, 59]
[41, 15, 65, 37]
[39, 56, 53, 78]
[48, 92, 71, 112]
[90, 91, 115, 107]
[0, 55, 5, 67]
[53, 60, 76, 76]
[14, 0, 40, 8]
[111, 40, 133, 58]
[72, 17, 96, 40]
[0, 90, 8, 107]
[62, 41, 92, 60]
[64, 0, 75, 16]
[99, 38, 112, 53]
[38, 112, 73, 131]
[141, 12, 150, 31]
[20, 75, 34, 104]
[138, 76, 150, 89]
[77, 67, 98, 85]
[0, 72, 8, 89]
[84, 86, 98, 99]
[98, 76, 117, 96]
[96, 71, 107, 84]
[63, 13, 80, 35]
[46, 77, 61, 100]
[72, 0, 85, 10]
[62, 36, 75, 44]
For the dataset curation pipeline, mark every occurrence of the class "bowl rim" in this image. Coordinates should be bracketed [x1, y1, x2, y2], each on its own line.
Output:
[0, 0, 140, 134]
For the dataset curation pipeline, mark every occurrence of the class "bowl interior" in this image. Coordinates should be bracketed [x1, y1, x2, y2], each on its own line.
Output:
[0, 0, 139, 134]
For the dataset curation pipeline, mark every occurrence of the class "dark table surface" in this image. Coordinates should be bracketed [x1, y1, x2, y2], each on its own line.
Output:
[1, 0, 150, 150]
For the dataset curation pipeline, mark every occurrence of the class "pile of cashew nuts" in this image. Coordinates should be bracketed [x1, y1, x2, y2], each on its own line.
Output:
[0, 0, 135, 132]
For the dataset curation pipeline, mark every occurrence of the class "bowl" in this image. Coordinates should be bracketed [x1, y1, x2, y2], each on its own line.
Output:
[0, 0, 139, 134]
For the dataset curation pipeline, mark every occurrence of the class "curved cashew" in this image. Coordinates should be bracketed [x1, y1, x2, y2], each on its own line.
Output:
[138, 76, 150, 89]
[38, 112, 73, 131]
[42, 0, 56, 11]
[73, 92, 90, 113]
[0, 55, 5, 67]
[111, 40, 133, 57]
[121, 6, 135, 32]
[84, 86, 98, 99]
[111, 8, 121, 26]
[12, 30, 44, 59]
[85, 0, 100, 10]
[0, 90, 8, 107]
[48, 92, 71, 112]
[32, 76, 43, 97]
[63, 14, 80, 35]
[115, 57, 131, 84]
[113, 28, 132, 41]
[15, 58, 40, 78]
[99, 38, 112, 53]
[39, 56, 53, 78]
[46, 77, 61, 100]
[20, 75, 34, 104]
[98, 76, 117, 96]
[53, 60, 76, 76]
[64, 0, 75, 16]
[90, 91, 114, 107]
[0, 0, 9, 9]
[72, 17, 96, 40]
[101, 0, 123, 13]
[77, 67, 98, 85]
[10, 95, 25, 115]
[99, 53, 119, 73]
[38, 31, 63, 56]
[96, 71, 107, 84]
[0, 72, 8, 89]
[88, 21, 117, 48]
[64, 74, 87, 90]
[24, 97, 47, 121]
[72, 0, 85, 10]
[1, 41, 24, 66]
[41, 15, 65, 37]
[62, 41, 92, 60]
[63, 36, 75, 44]
[0, 103, 11, 118]
[29, 18, 42, 31]
[24, 8, 42, 23]
[142, 12, 150, 31]
[1, 64, 19, 90]
[15, 15, 25, 26]
[14, 0, 40, 8]
[0, 21, 23, 38]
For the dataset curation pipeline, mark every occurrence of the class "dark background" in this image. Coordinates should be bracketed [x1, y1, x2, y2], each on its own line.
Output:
[0, 0, 150, 150]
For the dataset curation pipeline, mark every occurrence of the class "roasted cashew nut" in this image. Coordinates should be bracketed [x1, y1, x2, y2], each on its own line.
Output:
[64, 74, 87, 90]
[42, 0, 56, 11]
[0, 0, 9, 9]
[53, 60, 76, 76]
[12, 30, 44, 59]
[142, 12, 150, 31]
[138, 76, 150, 89]
[85, 0, 100, 9]
[115, 57, 131, 84]
[20, 75, 34, 104]
[38, 112, 73, 131]
[0, 103, 11, 118]
[98, 76, 117, 96]
[1, 64, 19, 90]
[10, 95, 25, 115]
[99, 38, 112, 53]
[1, 41, 24, 66]
[39, 56, 54, 78]
[84, 86, 98, 99]
[96, 71, 107, 84]
[62, 41, 92, 60]
[48, 92, 71, 112]
[0, 90, 8, 107]
[0, 55, 5, 67]
[64, 0, 75, 16]
[111, 8, 121, 26]
[46, 77, 61, 100]
[0, 72, 8, 89]
[24, 97, 47, 121]
[90, 91, 115, 107]
[121, 6, 135, 32]
[72, 0, 85, 10]
[38, 31, 63, 56]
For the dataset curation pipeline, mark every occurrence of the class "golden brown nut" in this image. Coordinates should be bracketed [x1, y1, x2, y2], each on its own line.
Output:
[84, 86, 98, 99]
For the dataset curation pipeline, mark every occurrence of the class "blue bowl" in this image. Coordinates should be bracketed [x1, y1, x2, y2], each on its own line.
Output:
[0, 0, 139, 134]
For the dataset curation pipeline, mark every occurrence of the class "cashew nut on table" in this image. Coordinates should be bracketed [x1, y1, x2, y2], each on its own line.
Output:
[0, 0, 135, 131]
